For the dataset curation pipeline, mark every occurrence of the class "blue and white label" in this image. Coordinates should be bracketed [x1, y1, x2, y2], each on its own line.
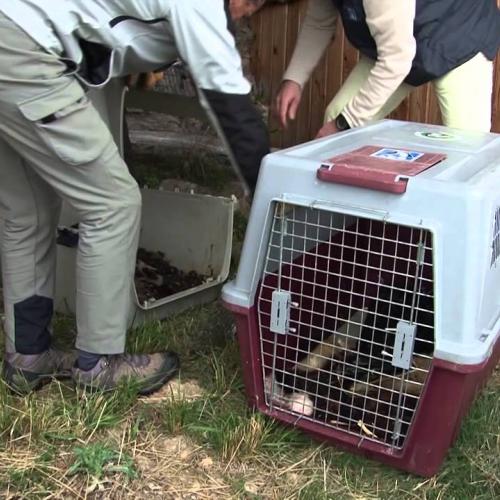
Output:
[371, 148, 424, 162]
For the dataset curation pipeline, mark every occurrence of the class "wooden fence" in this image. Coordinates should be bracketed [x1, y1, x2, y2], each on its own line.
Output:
[251, 0, 500, 148]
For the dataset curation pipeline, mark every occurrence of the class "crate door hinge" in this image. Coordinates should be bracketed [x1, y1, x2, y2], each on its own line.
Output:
[270, 291, 295, 335]
[391, 321, 417, 370]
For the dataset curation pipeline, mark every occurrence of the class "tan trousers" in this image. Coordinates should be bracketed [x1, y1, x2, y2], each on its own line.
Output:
[325, 53, 494, 132]
[0, 13, 141, 355]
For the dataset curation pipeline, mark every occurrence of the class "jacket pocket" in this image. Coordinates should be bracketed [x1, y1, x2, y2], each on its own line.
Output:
[18, 81, 113, 165]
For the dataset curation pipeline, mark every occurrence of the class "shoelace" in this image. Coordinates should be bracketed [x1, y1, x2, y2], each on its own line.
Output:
[108, 353, 151, 369]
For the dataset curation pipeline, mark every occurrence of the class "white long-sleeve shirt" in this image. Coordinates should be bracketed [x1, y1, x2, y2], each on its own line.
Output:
[0, 0, 251, 94]
[0, 0, 269, 192]
[283, 0, 417, 127]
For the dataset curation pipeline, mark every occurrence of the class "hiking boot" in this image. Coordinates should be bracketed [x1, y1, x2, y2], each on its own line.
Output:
[72, 352, 179, 395]
[3, 349, 76, 395]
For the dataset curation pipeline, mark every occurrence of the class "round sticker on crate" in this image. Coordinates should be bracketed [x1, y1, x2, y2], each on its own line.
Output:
[415, 131, 458, 141]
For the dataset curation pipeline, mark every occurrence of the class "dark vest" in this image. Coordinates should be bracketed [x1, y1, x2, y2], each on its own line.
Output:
[333, 0, 500, 86]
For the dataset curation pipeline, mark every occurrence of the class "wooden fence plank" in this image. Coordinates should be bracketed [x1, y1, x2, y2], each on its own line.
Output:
[268, 5, 289, 145]
[293, 4, 314, 144]
[281, 1, 304, 147]
[493, 54, 500, 132]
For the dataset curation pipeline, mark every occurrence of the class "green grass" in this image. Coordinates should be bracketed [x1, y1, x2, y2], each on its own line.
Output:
[0, 302, 499, 498]
[130, 148, 236, 192]
[68, 443, 137, 480]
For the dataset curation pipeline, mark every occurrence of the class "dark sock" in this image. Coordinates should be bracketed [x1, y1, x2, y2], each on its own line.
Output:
[77, 350, 102, 371]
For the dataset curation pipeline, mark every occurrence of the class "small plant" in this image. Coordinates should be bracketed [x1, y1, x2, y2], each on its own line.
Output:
[161, 395, 203, 434]
[68, 443, 138, 480]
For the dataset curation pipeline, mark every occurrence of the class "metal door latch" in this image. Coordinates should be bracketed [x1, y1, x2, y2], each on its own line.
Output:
[392, 321, 417, 370]
[270, 290, 292, 335]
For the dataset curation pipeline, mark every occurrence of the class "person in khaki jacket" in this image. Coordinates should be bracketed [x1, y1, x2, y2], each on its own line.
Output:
[0, 0, 269, 395]
[276, 0, 500, 137]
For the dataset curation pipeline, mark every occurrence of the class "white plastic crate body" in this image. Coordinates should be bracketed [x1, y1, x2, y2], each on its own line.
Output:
[55, 189, 234, 327]
[223, 120, 500, 366]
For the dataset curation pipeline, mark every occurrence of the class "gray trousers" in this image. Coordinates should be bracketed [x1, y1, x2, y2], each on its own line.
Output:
[0, 13, 141, 354]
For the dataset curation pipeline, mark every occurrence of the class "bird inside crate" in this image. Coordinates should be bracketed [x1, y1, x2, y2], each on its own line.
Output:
[258, 202, 435, 449]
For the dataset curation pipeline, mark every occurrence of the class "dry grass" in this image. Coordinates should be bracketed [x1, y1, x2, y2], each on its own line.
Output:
[0, 303, 498, 499]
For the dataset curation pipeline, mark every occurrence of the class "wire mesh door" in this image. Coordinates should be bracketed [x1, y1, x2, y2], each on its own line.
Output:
[257, 201, 435, 449]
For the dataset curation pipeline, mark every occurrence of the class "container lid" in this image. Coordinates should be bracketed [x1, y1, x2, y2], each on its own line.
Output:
[318, 145, 447, 193]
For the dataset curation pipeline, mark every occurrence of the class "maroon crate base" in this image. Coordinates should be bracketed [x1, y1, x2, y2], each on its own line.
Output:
[224, 301, 500, 477]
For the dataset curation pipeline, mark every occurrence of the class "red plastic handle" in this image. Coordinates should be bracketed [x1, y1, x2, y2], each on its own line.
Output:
[317, 163, 408, 194]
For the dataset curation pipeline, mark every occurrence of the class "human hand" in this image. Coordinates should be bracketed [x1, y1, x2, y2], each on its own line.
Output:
[126, 72, 164, 91]
[275, 80, 302, 128]
[315, 120, 340, 139]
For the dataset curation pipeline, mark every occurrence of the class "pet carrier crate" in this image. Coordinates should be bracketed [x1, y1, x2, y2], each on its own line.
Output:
[223, 120, 500, 476]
